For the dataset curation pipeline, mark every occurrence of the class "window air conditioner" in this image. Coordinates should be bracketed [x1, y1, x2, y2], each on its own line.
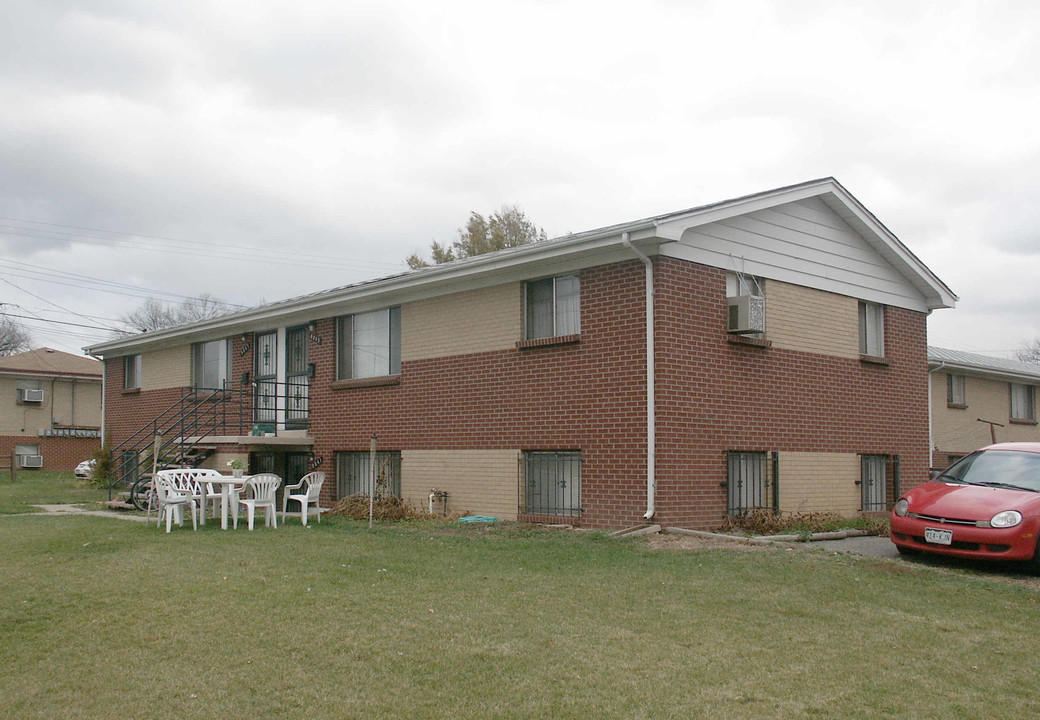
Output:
[20, 455, 44, 468]
[727, 295, 765, 335]
[19, 388, 45, 403]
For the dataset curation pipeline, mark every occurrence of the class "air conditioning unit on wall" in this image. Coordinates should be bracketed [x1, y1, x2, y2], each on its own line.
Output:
[727, 295, 765, 335]
[19, 388, 45, 403]
[20, 455, 44, 468]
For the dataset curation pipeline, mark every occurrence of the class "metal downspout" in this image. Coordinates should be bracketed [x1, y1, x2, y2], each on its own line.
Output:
[622, 233, 656, 520]
[927, 361, 945, 468]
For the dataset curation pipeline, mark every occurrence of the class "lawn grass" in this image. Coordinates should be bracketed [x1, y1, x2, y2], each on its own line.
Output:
[0, 470, 108, 514]
[2, 512, 1040, 719]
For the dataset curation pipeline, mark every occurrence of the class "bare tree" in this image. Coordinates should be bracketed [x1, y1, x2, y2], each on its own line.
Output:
[1016, 338, 1040, 365]
[117, 293, 231, 335]
[407, 205, 547, 269]
[0, 314, 32, 355]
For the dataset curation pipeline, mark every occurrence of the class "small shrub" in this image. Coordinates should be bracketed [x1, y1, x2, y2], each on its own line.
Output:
[717, 509, 889, 537]
[88, 443, 113, 489]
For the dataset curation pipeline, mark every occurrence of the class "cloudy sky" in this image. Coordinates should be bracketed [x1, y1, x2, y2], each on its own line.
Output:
[2, 0, 1038, 357]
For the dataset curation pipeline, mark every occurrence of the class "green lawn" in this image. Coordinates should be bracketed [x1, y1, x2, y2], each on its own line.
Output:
[2, 508, 1039, 719]
[0, 470, 108, 514]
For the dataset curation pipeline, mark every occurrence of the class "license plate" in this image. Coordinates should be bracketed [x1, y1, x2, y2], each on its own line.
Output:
[924, 527, 953, 545]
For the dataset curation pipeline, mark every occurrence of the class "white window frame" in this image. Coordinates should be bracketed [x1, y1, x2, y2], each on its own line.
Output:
[947, 374, 966, 406]
[1010, 383, 1036, 422]
[858, 302, 884, 357]
[124, 355, 142, 390]
[525, 275, 581, 340]
[192, 339, 230, 390]
[336, 307, 401, 380]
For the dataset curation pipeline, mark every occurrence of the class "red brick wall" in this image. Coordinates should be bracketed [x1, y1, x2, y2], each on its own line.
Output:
[0, 436, 100, 472]
[653, 257, 930, 528]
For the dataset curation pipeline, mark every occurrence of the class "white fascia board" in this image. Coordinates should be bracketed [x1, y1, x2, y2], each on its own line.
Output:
[928, 361, 1040, 384]
[653, 178, 956, 312]
[84, 226, 662, 357]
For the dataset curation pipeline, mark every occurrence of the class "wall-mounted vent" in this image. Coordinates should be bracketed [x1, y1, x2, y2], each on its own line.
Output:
[19, 388, 45, 403]
[727, 295, 765, 335]
[19, 454, 44, 468]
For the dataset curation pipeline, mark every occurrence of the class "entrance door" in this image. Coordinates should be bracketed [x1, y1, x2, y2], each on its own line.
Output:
[254, 331, 277, 426]
[285, 325, 309, 429]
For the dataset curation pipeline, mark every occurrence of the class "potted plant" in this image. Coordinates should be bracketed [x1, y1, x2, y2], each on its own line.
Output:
[227, 459, 245, 478]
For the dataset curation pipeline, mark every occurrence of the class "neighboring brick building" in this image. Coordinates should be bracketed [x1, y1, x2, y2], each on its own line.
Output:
[85, 178, 956, 529]
[928, 347, 1040, 469]
[0, 348, 102, 472]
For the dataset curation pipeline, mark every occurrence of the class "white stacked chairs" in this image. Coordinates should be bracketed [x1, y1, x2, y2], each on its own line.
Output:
[153, 469, 198, 533]
[280, 471, 326, 526]
[233, 473, 282, 530]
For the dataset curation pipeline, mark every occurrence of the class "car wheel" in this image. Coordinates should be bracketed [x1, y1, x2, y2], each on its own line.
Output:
[1030, 538, 1040, 575]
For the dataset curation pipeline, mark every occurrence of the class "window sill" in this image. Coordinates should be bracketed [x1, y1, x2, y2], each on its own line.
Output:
[727, 334, 771, 349]
[859, 354, 889, 366]
[1009, 418, 1038, 426]
[947, 403, 968, 410]
[122, 388, 141, 395]
[330, 374, 402, 391]
[516, 333, 581, 350]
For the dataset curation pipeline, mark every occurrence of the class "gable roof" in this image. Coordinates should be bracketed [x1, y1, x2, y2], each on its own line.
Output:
[0, 348, 102, 378]
[85, 177, 956, 357]
[928, 346, 1040, 383]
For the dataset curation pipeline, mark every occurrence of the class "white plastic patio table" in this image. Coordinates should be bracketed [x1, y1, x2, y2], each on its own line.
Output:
[209, 475, 250, 530]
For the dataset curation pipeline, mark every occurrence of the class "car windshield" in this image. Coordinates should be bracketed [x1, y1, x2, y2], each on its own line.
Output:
[938, 450, 1040, 492]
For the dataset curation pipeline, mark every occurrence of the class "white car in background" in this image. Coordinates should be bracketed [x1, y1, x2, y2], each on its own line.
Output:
[75, 459, 96, 479]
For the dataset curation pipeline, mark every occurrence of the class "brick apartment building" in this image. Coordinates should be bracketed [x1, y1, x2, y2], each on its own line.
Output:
[928, 347, 1040, 469]
[0, 347, 102, 472]
[85, 178, 955, 529]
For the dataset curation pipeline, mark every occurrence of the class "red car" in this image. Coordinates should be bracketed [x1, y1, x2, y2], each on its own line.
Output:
[891, 442, 1040, 566]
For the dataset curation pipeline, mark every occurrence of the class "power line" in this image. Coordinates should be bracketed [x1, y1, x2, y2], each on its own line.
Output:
[0, 311, 116, 332]
[0, 277, 125, 332]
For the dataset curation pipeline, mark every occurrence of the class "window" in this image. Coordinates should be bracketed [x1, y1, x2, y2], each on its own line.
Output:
[337, 450, 401, 498]
[124, 355, 142, 390]
[1010, 383, 1036, 422]
[14, 443, 39, 457]
[726, 272, 764, 298]
[525, 275, 580, 340]
[337, 307, 401, 380]
[858, 301, 884, 357]
[947, 374, 966, 406]
[726, 451, 770, 515]
[522, 451, 581, 516]
[861, 455, 888, 511]
[193, 339, 230, 389]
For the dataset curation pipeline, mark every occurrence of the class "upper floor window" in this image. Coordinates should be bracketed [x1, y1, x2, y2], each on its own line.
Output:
[337, 307, 401, 380]
[1010, 383, 1036, 422]
[124, 355, 142, 390]
[193, 339, 230, 389]
[525, 275, 580, 340]
[858, 301, 884, 357]
[947, 374, 966, 406]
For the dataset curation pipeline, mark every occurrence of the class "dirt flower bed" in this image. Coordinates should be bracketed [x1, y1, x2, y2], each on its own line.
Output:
[716, 509, 889, 537]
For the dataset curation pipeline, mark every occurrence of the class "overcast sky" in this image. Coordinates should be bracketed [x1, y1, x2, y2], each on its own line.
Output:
[2, 0, 1038, 357]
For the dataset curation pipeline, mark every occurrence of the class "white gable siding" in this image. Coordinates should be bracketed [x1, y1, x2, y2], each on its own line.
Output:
[660, 197, 930, 312]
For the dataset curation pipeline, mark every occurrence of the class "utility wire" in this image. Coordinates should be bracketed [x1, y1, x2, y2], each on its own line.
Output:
[0, 277, 126, 332]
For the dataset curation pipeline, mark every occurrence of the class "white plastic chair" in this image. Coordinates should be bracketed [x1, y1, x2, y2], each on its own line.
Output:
[281, 471, 326, 526]
[234, 473, 281, 530]
[194, 468, 223, 524]
[154, 471, 198, 533]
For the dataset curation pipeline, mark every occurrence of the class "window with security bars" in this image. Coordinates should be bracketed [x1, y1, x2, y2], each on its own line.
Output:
[254, 331, 277, 424]
[726, 451, 771, 516]
[861, 455, 889, 511]
[521, 451, 581, 516]
[337, 451, 401, 498]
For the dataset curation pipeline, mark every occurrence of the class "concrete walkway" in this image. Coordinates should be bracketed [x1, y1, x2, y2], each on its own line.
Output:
[27, 504, 151, 522]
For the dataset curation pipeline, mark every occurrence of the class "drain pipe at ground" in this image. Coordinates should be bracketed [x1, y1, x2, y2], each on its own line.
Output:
[621, 233, 656, 520]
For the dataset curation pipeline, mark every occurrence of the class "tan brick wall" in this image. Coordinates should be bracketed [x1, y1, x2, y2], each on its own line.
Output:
[931, 372, 1040, 457]
[778, 451, 860, 515]
[141, 347, 191, 391]
[401, 449, 518, 520]
[401, 284, 522, 362]
[0, 377, 101, 435]
[766, 281, 860, 359]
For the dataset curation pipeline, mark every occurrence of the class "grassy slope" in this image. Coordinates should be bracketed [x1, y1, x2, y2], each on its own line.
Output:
[1, 515, 1039, 719]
